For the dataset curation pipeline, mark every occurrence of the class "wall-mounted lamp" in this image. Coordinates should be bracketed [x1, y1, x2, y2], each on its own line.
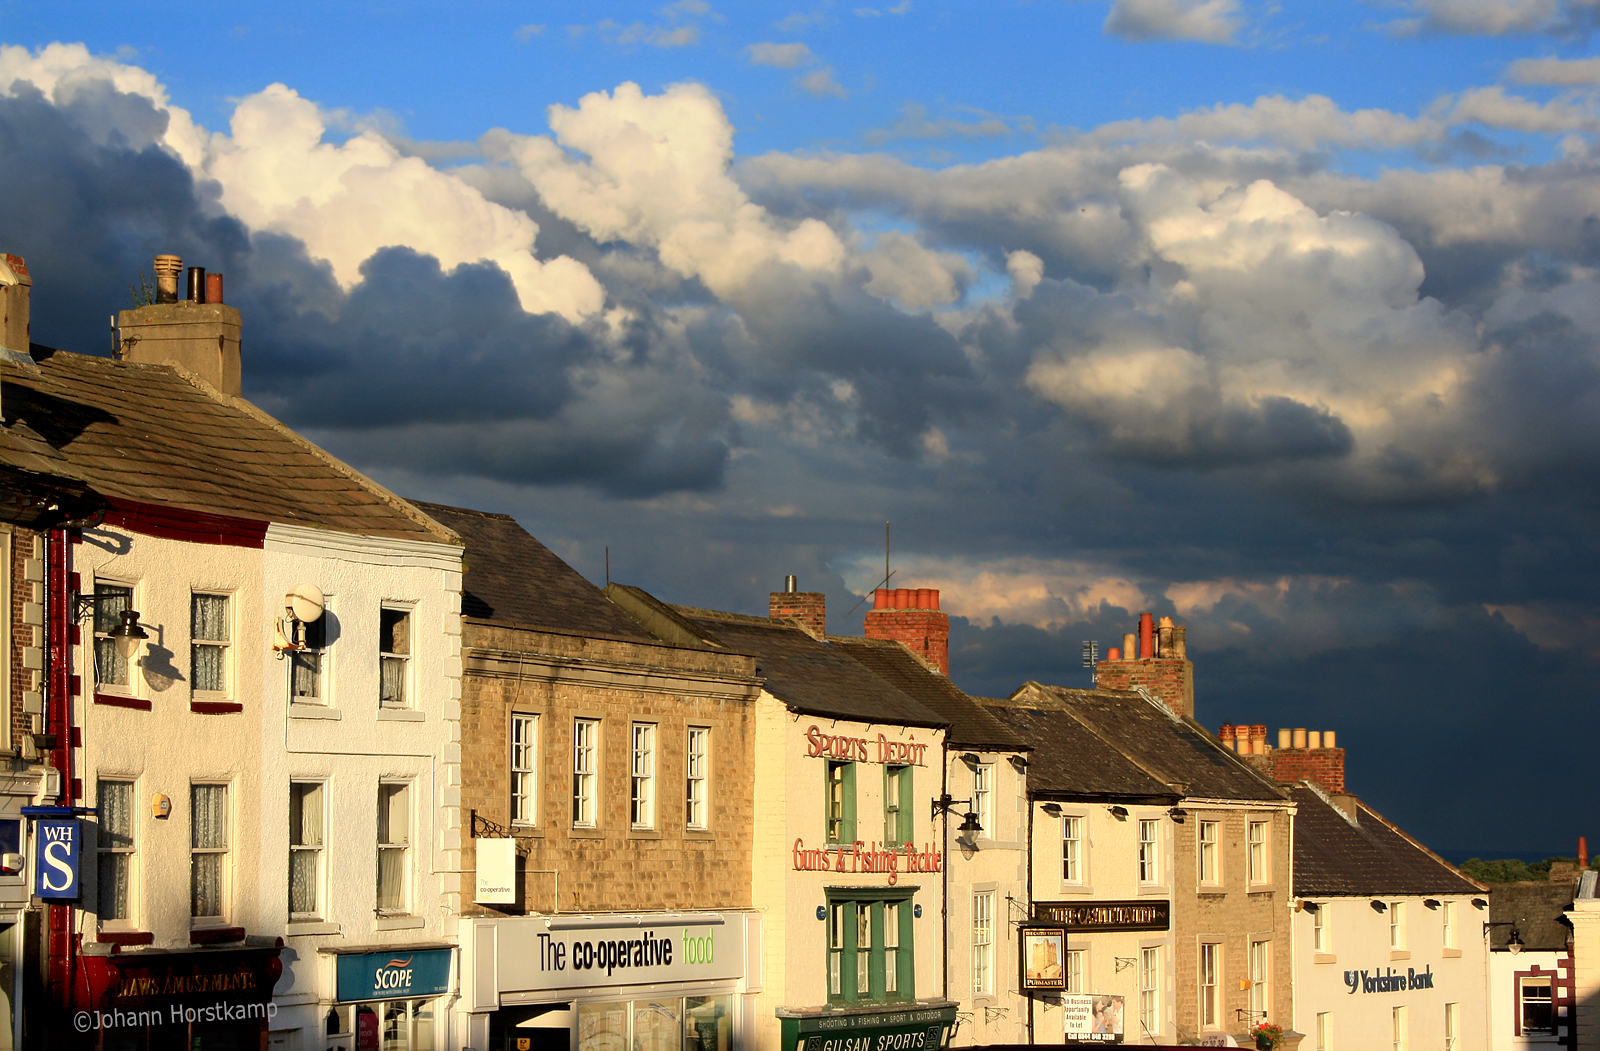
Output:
[1423, 899, 1441, 910]
[1509, 927, 1524, 954]
[1301, 901, 1320, 913]
[1108, 805, 1129, 820]
[1370, 900, 1388, 913]
[1040, 802, 1063, 817]
[931, 793, 982, 834]
[1471, 898, 1487, 909]
[71, 595, 149, 661]
[1484, 920, 1525, 954]
[1009, 755, 1028, 772]
[1168, 807, 1188, 823]
[958, 753, 981, 765]
[274, 583, 326, 653]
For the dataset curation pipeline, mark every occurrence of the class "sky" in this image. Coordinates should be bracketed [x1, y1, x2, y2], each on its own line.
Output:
[3, 0, 1599, 857]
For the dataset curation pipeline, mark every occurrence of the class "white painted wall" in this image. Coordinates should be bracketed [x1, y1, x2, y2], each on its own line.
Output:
[1486, 949, 1565, 1051]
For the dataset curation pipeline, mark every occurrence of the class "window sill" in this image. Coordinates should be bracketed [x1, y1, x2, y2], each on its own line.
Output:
[289, 704, 341, 720]
[94, 693, 151, 711]
[629, 828, 663, 839]
[1313, 952, 1338, 965]
[190, 926, 246, 945]
[1198, 890, 1227, 899]
[685, 828, 714, 839]
[1442, 947, 1462, 958]
[286, 921, 341, 937]
[377, 709, 425, 722]
[96, 930, 153, 946]
[191, 700, 243, 715]
[1390, 950, 1411, 961]
[569, 827, 606, 839]
[375, 915, 425, 931]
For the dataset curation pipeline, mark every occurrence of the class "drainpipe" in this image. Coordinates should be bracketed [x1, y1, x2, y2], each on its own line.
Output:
[44, 528, 77, 1027]
[1026, 797, 1035, 1045]
[940, 738, 950, 1004]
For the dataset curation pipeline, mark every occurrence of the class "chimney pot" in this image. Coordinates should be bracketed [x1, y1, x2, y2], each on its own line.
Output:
[0, 252, 31, 354]
[1277, 728, 1292, 750]
[1292, 727, 1307, 750]
[1122, 633, 1136, 661]
[785, 574, 797, 594]
[1581, 837, 1589, 870]
[186, 266, 206, 303]
[1323, 730, 1336, 749]
[205, 272, 224, 305]
[1106, 647, 1120, 661]
[153, 254, 182, 304]
[1307, 730, 1322, 749]
[1139, 613, 1154, 660]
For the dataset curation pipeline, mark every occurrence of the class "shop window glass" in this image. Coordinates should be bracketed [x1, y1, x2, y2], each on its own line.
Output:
[826, 892, 914, 1004]
[684, 996, 730, 1051]
[329, 1000, 434, 1051]
[579, 1002, 629, 1051]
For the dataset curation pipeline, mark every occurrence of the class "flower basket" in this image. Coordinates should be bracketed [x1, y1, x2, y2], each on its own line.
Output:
[1250, 1021, 1283, 1049]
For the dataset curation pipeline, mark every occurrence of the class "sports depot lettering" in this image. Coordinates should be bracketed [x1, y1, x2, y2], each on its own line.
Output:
[804, 726, 928, 767]
[536, 928, 717, 977]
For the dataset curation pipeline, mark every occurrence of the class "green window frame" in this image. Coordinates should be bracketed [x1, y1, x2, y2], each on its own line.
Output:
[883, 764, 913, 848]
[826, 888, 916, 1005]
[825, 761, 856, 845]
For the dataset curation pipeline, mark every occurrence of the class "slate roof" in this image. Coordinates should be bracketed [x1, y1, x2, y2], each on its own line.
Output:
[983, 697, 1176, 802]
[1005, 682, 1286, 802]
[0, 347, 448, 541]
[671, 607, 947, 729]
[1488, 881, 1575, 952]
[1291, 785, 1484, 898]
[412, 502, 655, 640]
[831, 636, 1028, 752]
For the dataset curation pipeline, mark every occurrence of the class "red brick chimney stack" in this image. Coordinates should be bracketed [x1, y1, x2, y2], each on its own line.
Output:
[1219, 723, 1347, 792]
[864, 587, 950, 676]
[1094, 613, 1195, 717]
[770, 575, 826, 637]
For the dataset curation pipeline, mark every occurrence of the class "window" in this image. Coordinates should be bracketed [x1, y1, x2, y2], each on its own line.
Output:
[191, 593, 229, 695]
[1445, 1003, 1459, 1051]
[1199, 942, 1220, 1029]
[190, 783, 228, 922]
[686, 727, 709, 830]
[1313, 903, 1329, 953]
[972, 892, 994, 996]
[573, 719, 598, 828]
[377, 782, 409, 913]
[884, 765, 912, 847]
[93, 583, 134, 687]
[1249, 939, 1270, 1018]
[1139, 947, 1159, 1035]
[1138, 819, 1158, 883]
[1442, 901, 1456, 949]
[1198, 820, 1219, 884]
[1316, 1011, 1331, 1051]
[825, 761, 856, 845]
[1392, 1005, 1407, 1051]
[1521, 977, 1554, 1034]
[379, 607, 410, 708]
[631, 723, 656, 828]
[97, 779, 135, 924]
[972, 763, 993, 836]
[289, 782, 324, 919]
[511, 715, 538, 825]
[289, 609, 328, 703]
[328, 1000, 437, 1051]
[1062, 815, 1082, 882]
[1064, 949, 1083, 994]
[1248, 821, 1268, 883]
[826, 893, 914, 1004]
[1389, 901, 1406, 950]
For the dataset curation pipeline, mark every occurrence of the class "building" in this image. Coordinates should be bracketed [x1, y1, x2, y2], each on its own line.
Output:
[1486, 871, 1582, 1051]
[418, 503, 766, 1051]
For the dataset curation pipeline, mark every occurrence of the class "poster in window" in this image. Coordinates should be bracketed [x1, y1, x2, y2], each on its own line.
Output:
[1019, 924, 1068, 990]
[1062, 994, 1124, 1043]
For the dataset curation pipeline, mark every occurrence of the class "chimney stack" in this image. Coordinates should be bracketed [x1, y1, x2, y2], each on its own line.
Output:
[0, 253, 31, 355]
[117, 253, 242, 396]
[770, 577, 826, 638]
[1094, 612, 1196, 717]
[1224, 722, 1347, 792]
[864, 586, 950, 675]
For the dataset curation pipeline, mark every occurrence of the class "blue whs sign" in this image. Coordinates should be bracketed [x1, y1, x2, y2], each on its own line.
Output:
[35, 819, 80, 900]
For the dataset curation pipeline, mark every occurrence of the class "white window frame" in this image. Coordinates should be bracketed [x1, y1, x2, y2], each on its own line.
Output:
[1200, 941, 1221, 1030]
[1199, 820, 1219, 885]
[686, 726, 709, 830]
[1139, 946, 1160, 1035]
[1249, 939, 1271, 1018]
[972, 891, 994, 997]
[511, 714, 538, 826]
[1248, 820, 1268, 883]
[631, 722, 656, 829]
[1445, 1002, 1459, 1051]
[376, 781, 411, 915]
[1313, 903, 1329, 953]
[972, 762, 993, 836]
[1065, 948, 1083, 994]
[1138, 819, 1159, 884]
[1390, 901, 1406, 949]
[1521, 976, 1555, 1034]
[289, 599, 330, 705]
[378, 605, 412, 709]
[93, 580, 136, 691]
[1062, 815, 1081, 883]
[96, 778, 136, 928]
[1442, 901, 1456, 949]
[1316, 1011, 1331, 1051]
[190, 782, 229, 925]
[1392, 1004, 1407, 1051]
[190, 592, 231, 698]
[289, 780, 325, 920]
[573, 718, 598, 828]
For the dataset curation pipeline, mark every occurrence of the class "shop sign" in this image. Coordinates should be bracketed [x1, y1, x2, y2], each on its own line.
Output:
[335, 949, 453, 1003]
[476, 838, 516, 904]
[781, 1005, 957, 1051]
[1034, 899, 1169, 932]
[76, 946, 284, 1037]
[1062, 994, 1124, 1043]
[804, 726, 928, 767]
[1020, 924, 1068, 991]
[35, 819, 81, 900]
[497, 918, 741, 993]
[1344, 965, 1435, 994]
[792, 839, 942, 884]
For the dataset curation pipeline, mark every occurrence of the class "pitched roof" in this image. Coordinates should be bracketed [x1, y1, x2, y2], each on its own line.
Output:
[671, 606, 947, 729]
[831, 636, 1028, 751]
[1488, 881, 1575, 952]
[0, 347, 447, 541]
[411, 502, 656, 640]
[1290, 784, 1484, 898]
[983, 698, 1175, 801]
[1007, 682, 1286, 802]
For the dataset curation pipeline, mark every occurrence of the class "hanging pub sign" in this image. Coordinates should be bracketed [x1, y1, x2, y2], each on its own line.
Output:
[34, 818, 81, 900]
[1020, 924, 1068, 991]
[1034, 899, 1169, 933]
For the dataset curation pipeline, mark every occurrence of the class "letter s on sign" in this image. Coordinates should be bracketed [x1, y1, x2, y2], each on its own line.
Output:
[40, 840, 74, 893]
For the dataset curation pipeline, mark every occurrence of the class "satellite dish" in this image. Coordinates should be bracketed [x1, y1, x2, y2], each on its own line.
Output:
[285, 584, 325, 624]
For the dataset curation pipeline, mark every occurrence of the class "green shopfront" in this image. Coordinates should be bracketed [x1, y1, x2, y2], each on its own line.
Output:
[778, 1005, 957, 1051]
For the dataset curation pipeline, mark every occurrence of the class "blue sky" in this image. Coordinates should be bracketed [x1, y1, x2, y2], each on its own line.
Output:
[3, 0, 1600, 856]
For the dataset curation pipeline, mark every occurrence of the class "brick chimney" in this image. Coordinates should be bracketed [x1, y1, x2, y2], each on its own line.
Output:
[1094, 613, 1195, 717]
[770, 575, 826, 638]
[116, 254, 242, 396]
[1219, 724, 1346, 792]
[864, 587, 949, 675]
[0, 253, 30, 354]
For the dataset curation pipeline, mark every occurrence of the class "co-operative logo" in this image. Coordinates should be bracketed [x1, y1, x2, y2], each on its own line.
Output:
[375, 957, 414, 992]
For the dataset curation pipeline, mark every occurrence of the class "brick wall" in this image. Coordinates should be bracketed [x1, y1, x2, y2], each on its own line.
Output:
[769, 591, 826, 637]
[1095, 658, 1194, 718]
[863, 588, 949, 675]
[1266, 747, 1346, 793]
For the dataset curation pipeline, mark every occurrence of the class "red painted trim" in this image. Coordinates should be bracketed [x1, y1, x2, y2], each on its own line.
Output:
[102, 497, 267, 549]
[95, 931, 153, 946]
[93, 694, 152, 711]
[189, 926, 246, 945]
[190, 701, 243, 715]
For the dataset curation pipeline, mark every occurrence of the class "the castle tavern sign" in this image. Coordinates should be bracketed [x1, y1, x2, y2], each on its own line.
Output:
[1034, 900, 1171, 933]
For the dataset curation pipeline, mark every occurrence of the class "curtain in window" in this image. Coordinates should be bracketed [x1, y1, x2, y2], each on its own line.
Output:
[289, 783, 322, 915]
[94, 585, 131, 685]
[190, 784, 227, 917]
[290, 650, 321, 699]
[97, 781, 133, 921]
[192, 594, 228, 692]
[378, 784, 408, 912]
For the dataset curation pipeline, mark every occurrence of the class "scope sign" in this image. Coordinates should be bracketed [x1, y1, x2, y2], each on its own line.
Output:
[35, 820, 81, 900]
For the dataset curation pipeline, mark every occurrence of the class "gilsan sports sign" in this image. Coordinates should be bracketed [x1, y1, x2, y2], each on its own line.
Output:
[497, 918, 742, 994]
[804, 726, 929, 766]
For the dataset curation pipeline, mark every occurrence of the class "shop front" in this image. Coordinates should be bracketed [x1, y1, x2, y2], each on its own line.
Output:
[317, 944, 454, 1051]
[457, 913, 757, 1051]
[777, 1004, 958, 1051]
[72, 943, 284, 1051]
